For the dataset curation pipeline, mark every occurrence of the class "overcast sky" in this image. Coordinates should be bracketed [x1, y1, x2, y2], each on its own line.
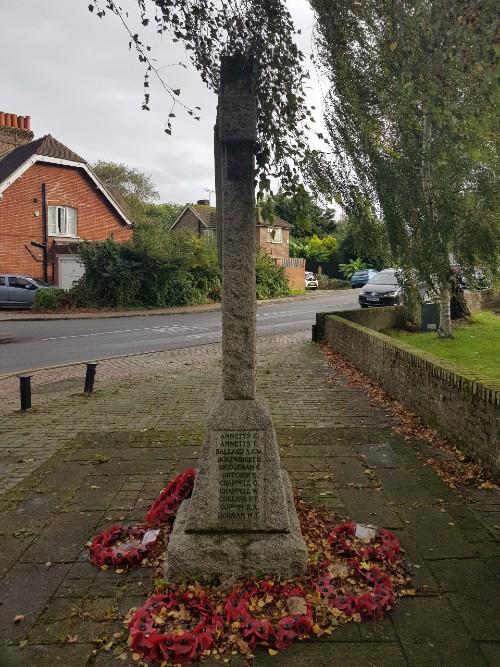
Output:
[1, 0, 325, 204]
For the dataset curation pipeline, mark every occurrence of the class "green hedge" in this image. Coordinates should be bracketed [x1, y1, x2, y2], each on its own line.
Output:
[72, 236, 221, 310]
[33, 235, 292, 311]
[317, 275, 351, 290]
[32, 288, 69, 312]
[255, 252, 290, 300]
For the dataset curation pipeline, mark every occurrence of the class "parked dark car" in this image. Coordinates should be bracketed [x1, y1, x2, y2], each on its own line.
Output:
[0, 275, 49, 308]
[351, 268, 378, 288]
[358, 269, 402, 307]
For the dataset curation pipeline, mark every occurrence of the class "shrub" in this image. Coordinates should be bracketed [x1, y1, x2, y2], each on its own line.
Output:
[339, 258, 369, 279]
[255, 252, 289, 300]
[32, 288, 68, 312]
[72, 234, 222, 310]
[66, 231, 292, 310]
[290, 234, 337, 261]
[317, 275, 351, 290]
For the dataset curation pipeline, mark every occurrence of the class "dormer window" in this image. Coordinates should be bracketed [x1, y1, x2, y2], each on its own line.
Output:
[48, 206, 77, 237]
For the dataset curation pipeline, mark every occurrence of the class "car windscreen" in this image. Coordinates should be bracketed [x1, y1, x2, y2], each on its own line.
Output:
[30, 279, 49, 287]
[368, 272, 398, 286]
[353, 271, 368, 278]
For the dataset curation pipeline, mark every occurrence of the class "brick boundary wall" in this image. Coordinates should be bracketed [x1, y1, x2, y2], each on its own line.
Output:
[316, 307, 499, 479]
[465, 288, 500, 313]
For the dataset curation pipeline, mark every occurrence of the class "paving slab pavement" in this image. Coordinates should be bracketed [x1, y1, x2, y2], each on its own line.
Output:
[0, 331, 498, 665]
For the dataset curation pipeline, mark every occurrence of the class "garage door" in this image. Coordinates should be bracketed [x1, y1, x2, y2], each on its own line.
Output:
[58, 255, 85, 289]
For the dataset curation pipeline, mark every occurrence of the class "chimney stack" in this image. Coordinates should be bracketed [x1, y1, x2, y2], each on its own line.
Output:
[196, 199, 210, 206]
[0, 111, 34, 159]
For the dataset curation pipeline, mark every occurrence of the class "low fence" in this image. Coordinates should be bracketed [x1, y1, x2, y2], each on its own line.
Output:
[274, 257, 306, 291]
[316, 307, 499, 479]
[306, 260, 341, 278]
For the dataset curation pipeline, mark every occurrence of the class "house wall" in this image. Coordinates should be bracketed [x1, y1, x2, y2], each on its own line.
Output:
[256, 226, 289, 258]
[174, 209, 204, 235]
[0, 162, 132, 284]
[174, 211, 290, 258]
[318, 308, 500, 479]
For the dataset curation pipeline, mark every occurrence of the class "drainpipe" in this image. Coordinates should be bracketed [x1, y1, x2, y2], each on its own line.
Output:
[41, 182, 48, 283]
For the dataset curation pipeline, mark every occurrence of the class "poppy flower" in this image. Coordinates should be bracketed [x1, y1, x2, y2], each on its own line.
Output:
[275, 617, 300, 649]
[290, 614, 312, 637]
[240, 618, 274, 647]
[330, 594, 358, 616]
[355, 592, 378, 619]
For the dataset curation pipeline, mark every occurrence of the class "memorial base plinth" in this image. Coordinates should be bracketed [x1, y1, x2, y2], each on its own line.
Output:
[165, 471, 308, 581]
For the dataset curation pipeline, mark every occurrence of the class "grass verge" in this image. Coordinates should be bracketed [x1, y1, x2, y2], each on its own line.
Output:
[386, 310, 500, 385]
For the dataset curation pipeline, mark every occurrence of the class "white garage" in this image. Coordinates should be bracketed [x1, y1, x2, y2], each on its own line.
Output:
[57, 255, 85, 289]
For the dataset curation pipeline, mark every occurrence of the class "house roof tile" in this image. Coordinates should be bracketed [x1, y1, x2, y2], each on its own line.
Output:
[0, 135, 132, 226]
[0, 135, 85, 184]
[189, 204, 292, 229]
[192, 204, 217, 227]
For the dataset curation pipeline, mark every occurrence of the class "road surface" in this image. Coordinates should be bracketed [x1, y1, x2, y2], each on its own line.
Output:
[0, 291, 359, 375]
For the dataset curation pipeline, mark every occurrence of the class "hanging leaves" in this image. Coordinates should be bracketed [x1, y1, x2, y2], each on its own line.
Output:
[309, 0, 499, 292]
[87, 0, 314, 196]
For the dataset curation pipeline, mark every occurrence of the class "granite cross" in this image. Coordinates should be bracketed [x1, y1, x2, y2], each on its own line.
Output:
[166, 55, 307, 580]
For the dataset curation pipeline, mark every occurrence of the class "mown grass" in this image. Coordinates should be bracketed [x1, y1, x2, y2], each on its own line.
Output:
[386, 310, 500, 385]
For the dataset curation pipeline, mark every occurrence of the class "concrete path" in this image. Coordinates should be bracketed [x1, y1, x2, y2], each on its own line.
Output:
[0, 332, 498, 666]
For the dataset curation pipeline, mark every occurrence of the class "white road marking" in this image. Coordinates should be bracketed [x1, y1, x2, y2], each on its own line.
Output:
[41, 324, 207, 341]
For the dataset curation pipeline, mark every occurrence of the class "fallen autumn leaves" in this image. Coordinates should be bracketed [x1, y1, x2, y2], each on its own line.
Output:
[87, 472, 411, 665]
[320, 343, 498, 493]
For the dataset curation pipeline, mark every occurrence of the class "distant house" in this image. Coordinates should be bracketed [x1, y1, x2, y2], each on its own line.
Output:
[171, 199, 306, 289]
[0, 111, 133, 288]
[171, 199, 293, 259]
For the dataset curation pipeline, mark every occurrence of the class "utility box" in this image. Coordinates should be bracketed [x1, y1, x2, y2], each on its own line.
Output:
[421, 302, 440, 331]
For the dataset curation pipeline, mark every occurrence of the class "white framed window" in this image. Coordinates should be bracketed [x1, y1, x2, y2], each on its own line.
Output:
[48, 206, 77, 237]
[267, 226, 282, 243]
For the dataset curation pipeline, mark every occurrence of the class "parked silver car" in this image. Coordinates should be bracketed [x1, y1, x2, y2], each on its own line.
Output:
[0, 275, 49, 308]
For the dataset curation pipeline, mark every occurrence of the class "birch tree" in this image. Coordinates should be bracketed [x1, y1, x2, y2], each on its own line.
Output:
[310, 0, 499, 337]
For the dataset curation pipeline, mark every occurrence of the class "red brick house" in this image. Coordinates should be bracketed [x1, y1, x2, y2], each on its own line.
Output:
[0, 112, 133, 288]
[172, 200, 292, 259]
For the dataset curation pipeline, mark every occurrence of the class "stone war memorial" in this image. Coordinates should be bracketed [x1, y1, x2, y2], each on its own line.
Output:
[166, 55, 308, 580]
[144, 58, 409, 665]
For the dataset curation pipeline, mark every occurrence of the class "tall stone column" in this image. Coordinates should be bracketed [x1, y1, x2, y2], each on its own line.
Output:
[219, 58, 257, 400]
[214, 122, 223, 269]
[166, 55, 307, 580]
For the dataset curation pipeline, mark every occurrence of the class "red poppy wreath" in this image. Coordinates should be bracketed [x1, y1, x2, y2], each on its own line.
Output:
[224, 580, 313, 650]
[128, 590, 223, 665]
[88, 524, 160, 569]
[314, 562, 395, 620]
[146, 468, 196, 526]
[328, 522, 403, 564]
